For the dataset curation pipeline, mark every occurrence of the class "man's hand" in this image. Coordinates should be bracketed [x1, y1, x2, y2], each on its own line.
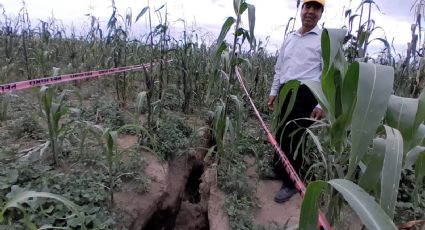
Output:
[267, 96, 276, 111]
[310, 107, 325, 120]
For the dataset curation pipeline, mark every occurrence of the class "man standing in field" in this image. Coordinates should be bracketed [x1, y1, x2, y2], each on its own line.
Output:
[267, 0, 325, 203]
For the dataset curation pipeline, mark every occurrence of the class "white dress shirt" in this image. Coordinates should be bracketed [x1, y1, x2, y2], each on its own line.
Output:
[270, 25, 322, 96]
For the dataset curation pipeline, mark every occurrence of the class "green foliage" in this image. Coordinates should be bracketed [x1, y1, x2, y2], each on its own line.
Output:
[1, 0, 424, 228]
[218, 156, 253, 197]
[255, 145, 274, 179]
[298, 28, 420, 228]
[225, 193, 255, 230]
[39, 86, 80, 166]
[0, 159, 123, 229]
[11, 114, 45, 140]
[147, 118, 192, 160]
[217, 127, 259, 230]
[0, 165, 114, 229]
[395, 169, 425, 224]
[300, 180, 397, 230]
[81, 100, 124, 130]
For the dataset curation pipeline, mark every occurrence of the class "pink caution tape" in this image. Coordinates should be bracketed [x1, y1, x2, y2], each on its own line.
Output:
[235, 67, 331, 230]
[0, 60, 172, 94]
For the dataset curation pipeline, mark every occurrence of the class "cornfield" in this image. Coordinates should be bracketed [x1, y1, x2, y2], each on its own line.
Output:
[0, 0, 424, 229]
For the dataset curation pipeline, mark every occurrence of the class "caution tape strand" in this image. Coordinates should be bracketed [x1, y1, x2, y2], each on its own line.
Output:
[235, 67, 331, 230]
[0, 60, 173, 94]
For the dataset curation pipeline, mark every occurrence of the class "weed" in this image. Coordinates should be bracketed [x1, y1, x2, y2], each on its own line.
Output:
[225, 193, 255, 230]
[395, 169, 425, 224]
[81, 100, 124, 130]
[148, 117, 192, 161]
[11, 114, 45, 140]
[218, 140, 256, 229]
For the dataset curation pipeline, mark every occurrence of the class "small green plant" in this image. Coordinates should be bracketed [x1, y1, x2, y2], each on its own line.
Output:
[39, 86, 81, 166]
[81, 100, 124, 130]
[90, 123, 150, 206]
[11, 114, 45, 140]
[150, 117, 192, 161]
[100, 127, 118, 206]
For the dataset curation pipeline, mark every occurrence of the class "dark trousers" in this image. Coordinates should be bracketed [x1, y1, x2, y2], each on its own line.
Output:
[273, 84, 317, 188]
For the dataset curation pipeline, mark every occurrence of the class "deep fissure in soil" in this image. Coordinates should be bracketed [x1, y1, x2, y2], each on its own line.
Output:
[184, 164, 203, 203]
[143, 163, 209, 230]
[143, 209, 177, 230]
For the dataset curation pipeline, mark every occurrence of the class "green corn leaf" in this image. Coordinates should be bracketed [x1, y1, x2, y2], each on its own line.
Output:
[213, 103, 226, 152]
[329, 179, 397, 230]
[321, 29, 347, 75]
[414, 154, 425, 206]
[405, 146, 425, 169]
[358, 31, 370, 48]
[230, 95, 243, 139]
[154, 4, 165, 13]
[329, 62, 359, 151]
[380, 125, 403, 219]
[217, 17, 236, 47]
[359, 138, 385, 195]
[299, 179, 397, 230]
[272, 80, 300, 134]
[235, 28, 250, 45]
[413, 124, 425, 147]
[301, 80, 330, 116]
[214, 41, 228, 61]
[135, 6, 149, 23]
[341, 62, 359, 117]
[299, 181, 327, 230]
[415, 90, 425, 127]
[247, 3, 256, 45]
[239, 2, 248, 14]
[233, 0, 241, 15]
[348, 63, 394, 178]
[385, 95, 417, 150]
[320, 29, 347, 121]
[136, 91, 147, 115]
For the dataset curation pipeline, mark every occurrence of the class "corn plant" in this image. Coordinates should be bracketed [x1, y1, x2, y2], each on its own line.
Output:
[180, 32, 192, 114]
[394, 0, 425, 97]
[343, 0, 390, 63]
[90, 124, 150, 206]
[209, 0, 255, 157]
[106, 0, 131, 103]
[135, 4, 156, 128]
[39, 86, 80, 166]
[100, 127, 118, 206]
[296, 28, 425, 228]
[214, 0, 255, 88]
[18, 2, 32, 79]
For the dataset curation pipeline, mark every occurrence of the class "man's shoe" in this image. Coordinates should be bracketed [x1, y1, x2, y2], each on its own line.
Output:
[274, 187, 297, 203]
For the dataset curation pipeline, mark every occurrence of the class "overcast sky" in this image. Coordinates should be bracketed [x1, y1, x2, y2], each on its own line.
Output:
[0, 0, 417, 54]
